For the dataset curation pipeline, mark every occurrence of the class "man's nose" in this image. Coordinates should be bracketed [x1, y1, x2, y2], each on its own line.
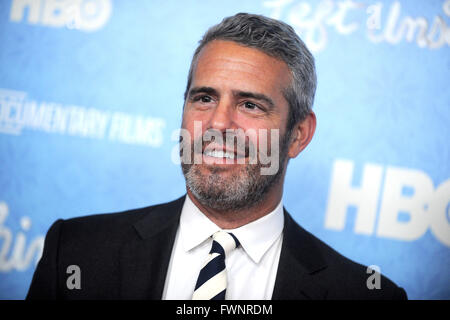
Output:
[207, 98, 234, 131]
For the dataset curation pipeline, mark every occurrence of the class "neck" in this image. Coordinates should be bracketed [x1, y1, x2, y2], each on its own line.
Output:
[186, 183, 284, 229]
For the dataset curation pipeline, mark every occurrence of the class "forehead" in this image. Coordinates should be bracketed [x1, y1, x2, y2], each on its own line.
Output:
[192, 40, 292, 96]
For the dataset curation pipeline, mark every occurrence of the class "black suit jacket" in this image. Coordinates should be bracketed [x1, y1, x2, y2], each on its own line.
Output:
[26, 195, 407, 300]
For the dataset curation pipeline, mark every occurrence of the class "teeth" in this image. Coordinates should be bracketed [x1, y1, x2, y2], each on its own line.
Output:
[204, 150, 235, 159]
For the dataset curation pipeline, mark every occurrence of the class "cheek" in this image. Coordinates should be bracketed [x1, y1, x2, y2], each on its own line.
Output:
[181, 112, 208, 142]
[233, 113, 281, 138]
[231, 120, 277, 154]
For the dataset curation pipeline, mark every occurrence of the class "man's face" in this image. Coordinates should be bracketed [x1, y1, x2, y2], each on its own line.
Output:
[181, 40, 292, 211]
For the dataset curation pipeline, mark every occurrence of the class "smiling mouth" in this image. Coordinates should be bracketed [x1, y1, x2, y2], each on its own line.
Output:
[198, 144, 250, 166]
[204, 149, 235, 159]
[203, 149, 247, 160]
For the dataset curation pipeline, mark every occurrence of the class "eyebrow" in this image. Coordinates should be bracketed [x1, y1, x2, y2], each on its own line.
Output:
[233, 90, 275, 110]
[187, 86, 218, 98]
[188, 86, 275, 109]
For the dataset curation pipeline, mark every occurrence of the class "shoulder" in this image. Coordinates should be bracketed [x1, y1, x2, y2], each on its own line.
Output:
[283, 212, 407, 300]
[47, 196, 185, 251]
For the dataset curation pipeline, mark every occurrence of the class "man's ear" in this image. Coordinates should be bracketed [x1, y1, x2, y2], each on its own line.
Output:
[287, 111, 316, 159]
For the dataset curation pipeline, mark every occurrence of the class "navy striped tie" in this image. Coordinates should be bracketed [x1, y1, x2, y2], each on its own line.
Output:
[192, 231, 240, 300]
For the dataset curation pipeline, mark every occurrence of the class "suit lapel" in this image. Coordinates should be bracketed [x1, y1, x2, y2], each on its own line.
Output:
[119, 196, 185, 299]
[119, 197, 328, 299]
[272, 209, 328, 300]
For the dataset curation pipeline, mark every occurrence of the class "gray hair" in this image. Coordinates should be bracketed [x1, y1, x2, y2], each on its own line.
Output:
[184, 12, 317, 134]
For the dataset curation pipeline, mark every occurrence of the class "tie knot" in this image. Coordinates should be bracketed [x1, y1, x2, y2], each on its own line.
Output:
[210, 231, 240, 256]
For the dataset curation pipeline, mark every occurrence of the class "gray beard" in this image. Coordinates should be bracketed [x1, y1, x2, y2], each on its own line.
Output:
[181, 134, 290, 212]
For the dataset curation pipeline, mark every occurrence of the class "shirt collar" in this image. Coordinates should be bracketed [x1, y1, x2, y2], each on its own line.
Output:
[179, 194, 284, 264]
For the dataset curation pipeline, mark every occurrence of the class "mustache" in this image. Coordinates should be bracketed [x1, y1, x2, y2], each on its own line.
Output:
[196, 130, 252, 157]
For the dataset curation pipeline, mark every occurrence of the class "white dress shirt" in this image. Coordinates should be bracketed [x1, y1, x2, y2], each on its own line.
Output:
[162, 194, 284, 300]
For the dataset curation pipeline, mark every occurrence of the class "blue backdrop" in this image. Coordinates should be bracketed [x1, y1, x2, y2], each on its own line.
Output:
[0, 0, 449, 299]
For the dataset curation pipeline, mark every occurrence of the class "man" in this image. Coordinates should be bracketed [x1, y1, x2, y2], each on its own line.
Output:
[27, 13, 407, 300]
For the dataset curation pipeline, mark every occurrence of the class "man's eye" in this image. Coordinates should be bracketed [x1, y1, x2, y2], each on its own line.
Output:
[195, 95, 212, 103]
[243, 101, 260, 110]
